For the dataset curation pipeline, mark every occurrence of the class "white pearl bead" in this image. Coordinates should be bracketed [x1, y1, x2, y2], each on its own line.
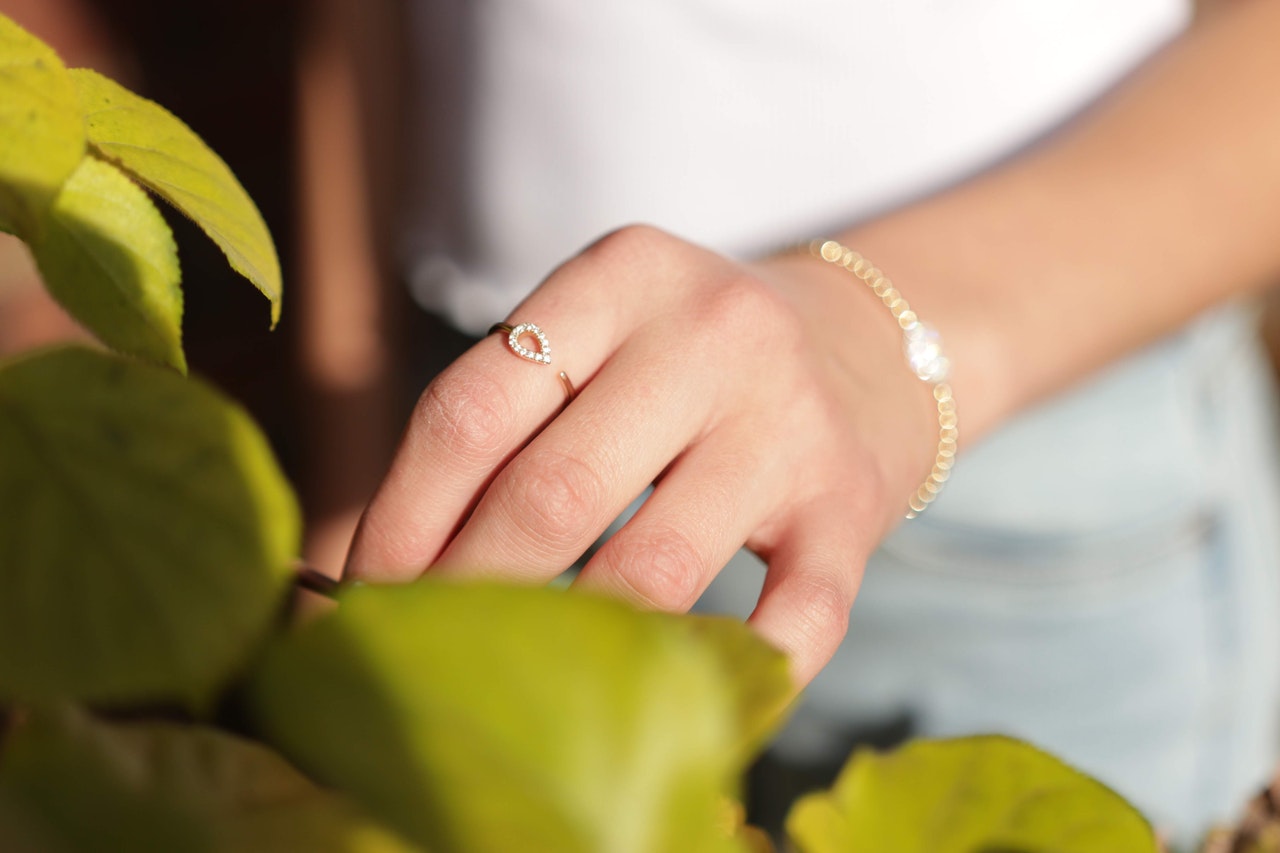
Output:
[904, 323, 951, 382]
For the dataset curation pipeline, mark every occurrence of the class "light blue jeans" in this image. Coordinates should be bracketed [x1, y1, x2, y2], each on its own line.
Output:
[697, 305, 1280, 844]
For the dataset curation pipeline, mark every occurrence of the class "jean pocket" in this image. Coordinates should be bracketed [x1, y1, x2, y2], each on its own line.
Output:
[875, 500, 1216, 595]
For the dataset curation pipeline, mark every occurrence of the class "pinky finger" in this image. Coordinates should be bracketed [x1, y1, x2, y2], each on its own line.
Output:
[748, 503, 870, 689]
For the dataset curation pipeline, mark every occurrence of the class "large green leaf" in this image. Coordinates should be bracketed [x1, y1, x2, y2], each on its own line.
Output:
[0, 14, 85, 237]
[786, 735, 1158, 853]
[250, 582, 762, 853]
[0, 347, 300, 708]
[31, 156, 185, 372]
[677, 616, 793, 760]
[0, 706, 420, 852]
[69, 68, 281, 326]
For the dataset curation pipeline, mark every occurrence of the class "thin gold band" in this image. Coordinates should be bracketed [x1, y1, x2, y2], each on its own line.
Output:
[489, 322, 576, 403]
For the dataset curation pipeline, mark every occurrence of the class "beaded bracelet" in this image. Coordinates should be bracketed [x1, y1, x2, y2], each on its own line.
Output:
[806, 239, 957, 518]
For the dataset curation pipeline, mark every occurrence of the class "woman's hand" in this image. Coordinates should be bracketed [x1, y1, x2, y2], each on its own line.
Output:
[344, 225, 939, 686]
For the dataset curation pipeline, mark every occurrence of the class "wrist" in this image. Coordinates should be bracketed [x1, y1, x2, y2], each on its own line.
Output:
[802, 241, 959, 517]
[833, 211, 1019, 446]
[751, 249, 947, 526]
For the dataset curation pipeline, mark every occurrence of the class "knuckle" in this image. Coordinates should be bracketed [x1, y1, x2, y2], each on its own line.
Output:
[565, 224, 677, 300]
[702, 274, 799, 346]
[606, 526, 705, 611]
[583, 223, 669, 264]
[786, 569, 854, 652]
[415, 370, 512, 463]
[499, 450, 604, 552]
[349, 510, 430, 580]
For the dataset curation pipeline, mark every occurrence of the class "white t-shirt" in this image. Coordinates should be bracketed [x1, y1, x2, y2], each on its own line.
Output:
[404, 0, 1189, 334]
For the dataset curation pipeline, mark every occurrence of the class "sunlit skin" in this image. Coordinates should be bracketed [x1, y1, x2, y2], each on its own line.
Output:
[346, 0, 1280, 688]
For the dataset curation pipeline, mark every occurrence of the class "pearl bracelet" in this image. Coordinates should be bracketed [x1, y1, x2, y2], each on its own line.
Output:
[806, 239, 957, 518]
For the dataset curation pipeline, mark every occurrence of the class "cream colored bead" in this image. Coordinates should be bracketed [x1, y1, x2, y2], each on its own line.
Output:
[897, 310, 918, 329]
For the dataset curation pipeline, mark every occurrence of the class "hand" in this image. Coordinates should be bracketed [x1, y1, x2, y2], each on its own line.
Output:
[345, 225, 939, 686]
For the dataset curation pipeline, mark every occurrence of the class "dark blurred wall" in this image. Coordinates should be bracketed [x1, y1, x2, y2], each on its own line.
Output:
[86, 0, 304, 469]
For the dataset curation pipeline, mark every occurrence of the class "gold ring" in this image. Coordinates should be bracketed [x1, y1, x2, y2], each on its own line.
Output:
[489, 322, 576, 403]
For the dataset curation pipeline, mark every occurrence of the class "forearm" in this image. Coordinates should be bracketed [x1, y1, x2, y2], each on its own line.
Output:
[831, 0, 1280, 442]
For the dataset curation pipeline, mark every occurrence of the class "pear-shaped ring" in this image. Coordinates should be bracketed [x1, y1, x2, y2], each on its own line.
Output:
[489, 322, 576, 403]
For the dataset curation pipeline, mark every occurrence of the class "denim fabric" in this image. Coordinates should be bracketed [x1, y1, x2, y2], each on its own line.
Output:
[697, 306, 1280, 843]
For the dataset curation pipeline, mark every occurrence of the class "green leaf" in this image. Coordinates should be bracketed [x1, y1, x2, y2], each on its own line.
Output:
[676, 616, 793, 761]
[250, 582, 759, 853]
[0, 708, 206, 853]
[0, 347, 300, 708]
[30, 156, 185, 372]
[785, 735, 1159, 853]
[718, 801, 776, 853]
[69, 68, 282, 326]
[0, 706, 421, 852]
[0, 14, 85, 237]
